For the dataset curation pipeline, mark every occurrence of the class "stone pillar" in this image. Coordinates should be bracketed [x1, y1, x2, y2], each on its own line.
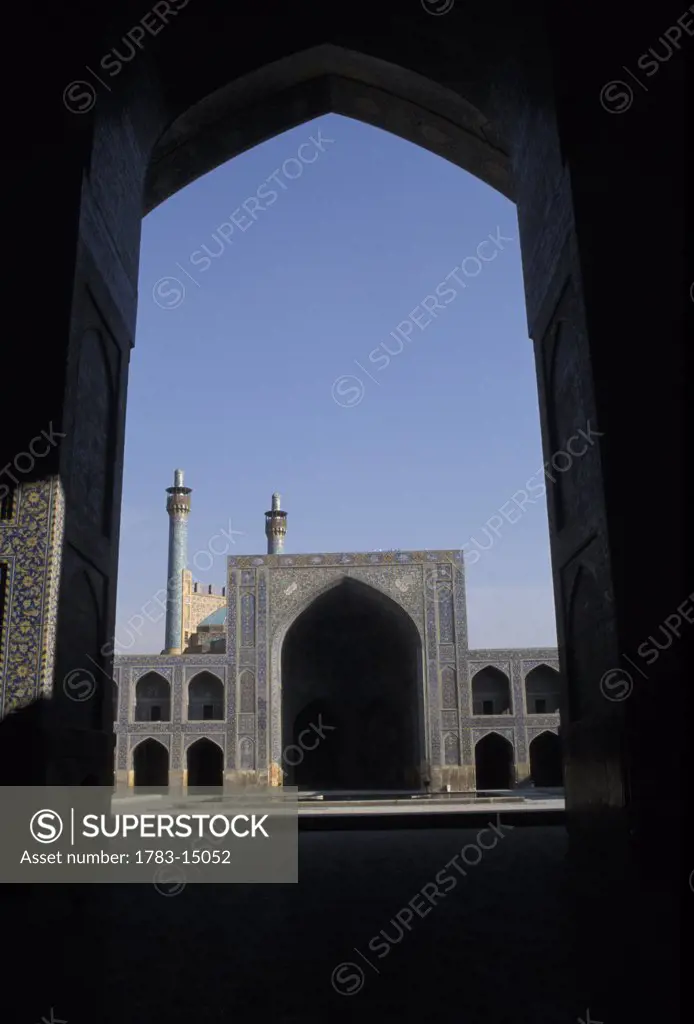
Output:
[497, 7, 684, 1020]
[0, 107, 136, 784]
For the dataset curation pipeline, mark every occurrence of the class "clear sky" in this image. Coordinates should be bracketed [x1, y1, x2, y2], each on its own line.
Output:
[116, 113, 557, 654]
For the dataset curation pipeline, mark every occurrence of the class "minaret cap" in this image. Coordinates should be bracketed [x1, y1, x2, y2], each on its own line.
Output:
[166, 468, 192, 515]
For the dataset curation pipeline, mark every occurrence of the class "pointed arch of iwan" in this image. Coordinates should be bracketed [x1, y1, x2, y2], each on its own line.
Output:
[269, 574, 427, 783]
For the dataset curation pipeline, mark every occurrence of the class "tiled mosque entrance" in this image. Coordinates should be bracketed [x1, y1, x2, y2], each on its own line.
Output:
[281, 580, 422, 791]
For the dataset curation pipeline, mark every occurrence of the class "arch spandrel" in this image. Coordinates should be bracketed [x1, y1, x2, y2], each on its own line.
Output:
[183, 735, 224, 756]
[132, 667, 173, 686]
[471, 727, 515, 747]
[269, 566, 426, 646]
[527, 726, 559, 742]
[129, 735, 171, 756]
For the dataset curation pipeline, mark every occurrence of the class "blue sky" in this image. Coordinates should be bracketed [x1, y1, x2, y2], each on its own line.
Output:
[116, 113, 557, 653]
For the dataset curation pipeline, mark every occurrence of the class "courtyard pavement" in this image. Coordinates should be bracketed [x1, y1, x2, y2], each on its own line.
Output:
[37, 824, 591, 1024]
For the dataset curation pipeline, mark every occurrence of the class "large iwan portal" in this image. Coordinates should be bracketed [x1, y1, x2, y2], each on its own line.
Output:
[280, 579, 423, 791]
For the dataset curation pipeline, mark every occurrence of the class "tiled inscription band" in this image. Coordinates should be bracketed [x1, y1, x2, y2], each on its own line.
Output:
[0, 786, 298, 883]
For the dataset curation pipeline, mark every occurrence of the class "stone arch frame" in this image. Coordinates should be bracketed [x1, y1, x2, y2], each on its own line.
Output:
[3, 11, 684, 1013]
[10, 5, 674, 914]
[145, 44, 512, 214]
[269, 573, 427, 778]
[186, 669, 225, 721]
[133, 670, 172, 723]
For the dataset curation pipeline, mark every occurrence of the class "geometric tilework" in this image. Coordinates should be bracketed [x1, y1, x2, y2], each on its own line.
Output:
[0, 479, 63, 715]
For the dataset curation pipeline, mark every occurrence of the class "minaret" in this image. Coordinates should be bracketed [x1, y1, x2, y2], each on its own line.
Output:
[265, 492, 287, 554]
[163, 469, 192, 654]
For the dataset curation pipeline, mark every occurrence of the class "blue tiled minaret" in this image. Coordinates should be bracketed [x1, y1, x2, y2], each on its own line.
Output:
[163, 468, 192, 654]
[265, 492, 287, 554]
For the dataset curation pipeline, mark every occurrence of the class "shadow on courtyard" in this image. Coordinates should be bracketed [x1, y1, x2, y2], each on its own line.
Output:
[0, 700, 674, 1024]
[65, 827, 584, 1024]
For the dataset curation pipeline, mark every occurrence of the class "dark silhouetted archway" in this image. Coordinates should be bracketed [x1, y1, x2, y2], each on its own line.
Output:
[475, 732, 514, 790]
[187, 738, 224, 788]
[529, 731, 563, 787]
[281, 578, 423, 790]
[133, 739, 169, 788]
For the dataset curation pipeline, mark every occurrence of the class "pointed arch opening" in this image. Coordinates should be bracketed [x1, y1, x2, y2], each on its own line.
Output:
[529, 731, 563, 788]
[471, 667, 512, 716]
[281, 577, 423, 791]
[145, 45, 511, 214]
[135, 672, 171, 722]
[133, 739, 169, 788]
[187, 671, 224, 721]
[525, 665, 561, 715]
[187, 737, 224, 789]
[475, 732, 514, 791]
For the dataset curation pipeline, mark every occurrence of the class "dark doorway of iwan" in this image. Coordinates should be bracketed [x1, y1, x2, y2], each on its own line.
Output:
[291, 699, 341, 789]
[281, 578, 423, 792]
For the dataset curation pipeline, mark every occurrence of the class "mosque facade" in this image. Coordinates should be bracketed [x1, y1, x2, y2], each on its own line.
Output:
[113, 472, 562, 792]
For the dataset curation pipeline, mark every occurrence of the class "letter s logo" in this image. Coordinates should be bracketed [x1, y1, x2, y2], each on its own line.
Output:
[30, 809, 64, 843]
